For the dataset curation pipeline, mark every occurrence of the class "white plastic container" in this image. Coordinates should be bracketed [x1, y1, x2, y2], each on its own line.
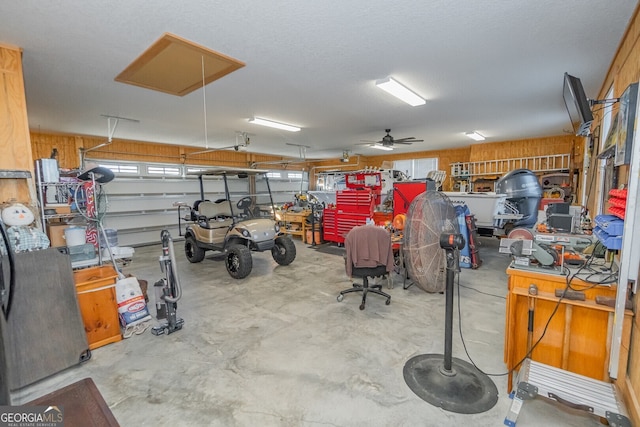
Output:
[100, 228, 118, 248]
[64, 226, 87, 246]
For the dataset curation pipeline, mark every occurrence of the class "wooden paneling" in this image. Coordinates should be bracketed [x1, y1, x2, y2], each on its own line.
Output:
[114, 32, 245, 97]
[504, 267, 632, 393]
[589, 4, 640, 425]
[364, 137, 578, 192]
[30, 132, 80, 169]
[32, 129, 577, 196]
[0, 44, 35, 204]
[469, 135, 577, 160]
[30, 131, 292, 170]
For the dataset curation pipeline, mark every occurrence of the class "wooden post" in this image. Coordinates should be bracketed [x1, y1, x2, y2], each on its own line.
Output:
[0, 43, 36, 205]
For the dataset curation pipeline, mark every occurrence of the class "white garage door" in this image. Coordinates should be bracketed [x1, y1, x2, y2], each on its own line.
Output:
[88, 159, 308, 246]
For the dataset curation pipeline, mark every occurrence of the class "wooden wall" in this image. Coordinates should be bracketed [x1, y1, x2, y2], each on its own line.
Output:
[30, 131, 300, 171]
[31, 129, 578, 195]
[362, 135, 578, 192]
[0, 44, 35, 205]
[468, 135, 580, 164]
[590, 3, 640, 424]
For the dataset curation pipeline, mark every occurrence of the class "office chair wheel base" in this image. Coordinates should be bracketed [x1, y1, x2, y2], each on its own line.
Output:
[359, 304, 365, 310]
[337, 294, 344, 302]
[386, 299, 391, 305]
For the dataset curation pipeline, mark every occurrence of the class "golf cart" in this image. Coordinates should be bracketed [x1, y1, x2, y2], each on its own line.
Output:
[182, 167, 296, 279]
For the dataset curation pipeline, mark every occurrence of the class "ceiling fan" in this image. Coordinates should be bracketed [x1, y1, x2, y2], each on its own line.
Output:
[359, 129, 424, 149]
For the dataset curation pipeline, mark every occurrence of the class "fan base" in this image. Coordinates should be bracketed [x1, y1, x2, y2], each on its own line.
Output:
[403, 354, 498, 414]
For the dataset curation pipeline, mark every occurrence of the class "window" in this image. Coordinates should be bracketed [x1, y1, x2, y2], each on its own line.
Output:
[393, 158, 438, 179]
[147, 166, 180, 176]
[98, 163, 139, 174]
[186, 167, 207, 174]
[266, 172, 282, 178]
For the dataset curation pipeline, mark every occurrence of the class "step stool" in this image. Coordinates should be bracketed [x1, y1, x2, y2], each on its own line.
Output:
[504, 359, 630, 427]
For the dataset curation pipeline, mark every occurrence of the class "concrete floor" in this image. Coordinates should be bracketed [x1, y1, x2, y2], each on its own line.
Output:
[12, 236, 605, 426]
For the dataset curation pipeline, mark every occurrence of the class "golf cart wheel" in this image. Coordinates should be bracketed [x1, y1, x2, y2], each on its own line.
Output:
[185, 235, 205, 263]
[226, 244, 253, 279]
[271, 236, 296, 265]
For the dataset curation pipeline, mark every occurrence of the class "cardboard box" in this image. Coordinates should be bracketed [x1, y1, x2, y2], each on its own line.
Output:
[47, 223, 70, 247]
[54, 205, 71, 214]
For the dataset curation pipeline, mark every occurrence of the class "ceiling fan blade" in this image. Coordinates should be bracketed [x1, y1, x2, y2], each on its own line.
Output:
[394, 137, 423, 143]
[393, 141, 413, 145]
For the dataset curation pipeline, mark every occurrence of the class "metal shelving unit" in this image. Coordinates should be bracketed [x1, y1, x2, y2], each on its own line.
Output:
[34, 160, 104, 268]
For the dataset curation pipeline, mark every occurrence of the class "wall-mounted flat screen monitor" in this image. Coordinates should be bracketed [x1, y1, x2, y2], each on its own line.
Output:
[563, 72, 594, 136]
[614, 82, 638, 166]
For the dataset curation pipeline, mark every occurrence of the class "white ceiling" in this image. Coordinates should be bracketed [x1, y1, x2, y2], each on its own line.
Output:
[0, 1, 637, 159]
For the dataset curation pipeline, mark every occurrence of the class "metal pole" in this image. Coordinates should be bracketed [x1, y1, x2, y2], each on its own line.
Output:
[310, 203, 316, 246]
[443, 262, 454, 373]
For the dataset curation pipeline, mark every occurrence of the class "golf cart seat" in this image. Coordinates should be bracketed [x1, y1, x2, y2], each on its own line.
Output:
[196, 200, 233, 229]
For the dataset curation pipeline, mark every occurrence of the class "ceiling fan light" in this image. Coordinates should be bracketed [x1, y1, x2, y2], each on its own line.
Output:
[465, 131, 485, 141]
[370, 144, 394, 151]
[249, 117, 301, 132]
[375, 77, 426, 106]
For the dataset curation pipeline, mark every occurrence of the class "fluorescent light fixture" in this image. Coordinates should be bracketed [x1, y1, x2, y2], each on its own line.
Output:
[249, 117, 300, 132]
[375, 77, 426, 106]
[370, 144, 394, 151]
[465, 131, 485, 141]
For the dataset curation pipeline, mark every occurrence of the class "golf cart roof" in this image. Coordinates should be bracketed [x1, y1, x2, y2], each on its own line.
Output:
[189, 166, 271, 177]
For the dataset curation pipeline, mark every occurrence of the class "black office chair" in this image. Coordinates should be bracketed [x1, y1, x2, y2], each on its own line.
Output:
[337, 225, 393, 310]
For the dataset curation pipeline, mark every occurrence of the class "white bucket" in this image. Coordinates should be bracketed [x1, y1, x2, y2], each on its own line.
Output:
[64, 226, 86, 246]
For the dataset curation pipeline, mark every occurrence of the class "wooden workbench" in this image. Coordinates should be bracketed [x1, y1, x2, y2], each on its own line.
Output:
[277, 210, 311, 242]
[504, 266, 633, 392]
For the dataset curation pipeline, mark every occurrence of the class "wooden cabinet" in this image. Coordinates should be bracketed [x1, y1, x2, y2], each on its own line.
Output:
[74, 266, 121, 350]
[504, 267, 632, 392]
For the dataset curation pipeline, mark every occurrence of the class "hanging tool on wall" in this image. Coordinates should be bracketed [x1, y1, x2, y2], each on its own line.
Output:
[152, 230, 184, 336]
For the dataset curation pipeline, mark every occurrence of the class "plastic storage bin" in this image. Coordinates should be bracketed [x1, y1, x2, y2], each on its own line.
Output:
[594, 214, 624, 236]
[593, 226, 623, 250]
[68, 243, 96, 262]
[100, 228, 118, 248]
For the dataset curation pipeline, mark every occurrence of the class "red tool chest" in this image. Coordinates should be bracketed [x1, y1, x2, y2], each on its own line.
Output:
[323, 188, 374, 244]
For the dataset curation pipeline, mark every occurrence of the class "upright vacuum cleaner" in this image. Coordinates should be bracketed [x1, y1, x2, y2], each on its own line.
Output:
[152, 230, 184, 335]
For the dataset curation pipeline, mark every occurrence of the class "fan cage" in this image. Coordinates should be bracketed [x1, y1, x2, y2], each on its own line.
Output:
[403, 191, 460, 293]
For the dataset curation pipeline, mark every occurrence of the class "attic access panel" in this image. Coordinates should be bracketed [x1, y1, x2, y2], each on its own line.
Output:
[115, 33, 245, 96]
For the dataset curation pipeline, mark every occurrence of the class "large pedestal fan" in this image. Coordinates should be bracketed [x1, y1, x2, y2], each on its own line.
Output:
[402, 191, 457, 292]
[402, 191, 498, 413]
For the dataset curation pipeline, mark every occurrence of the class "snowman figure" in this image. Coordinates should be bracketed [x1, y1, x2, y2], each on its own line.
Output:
[1, 202, 50, 252]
